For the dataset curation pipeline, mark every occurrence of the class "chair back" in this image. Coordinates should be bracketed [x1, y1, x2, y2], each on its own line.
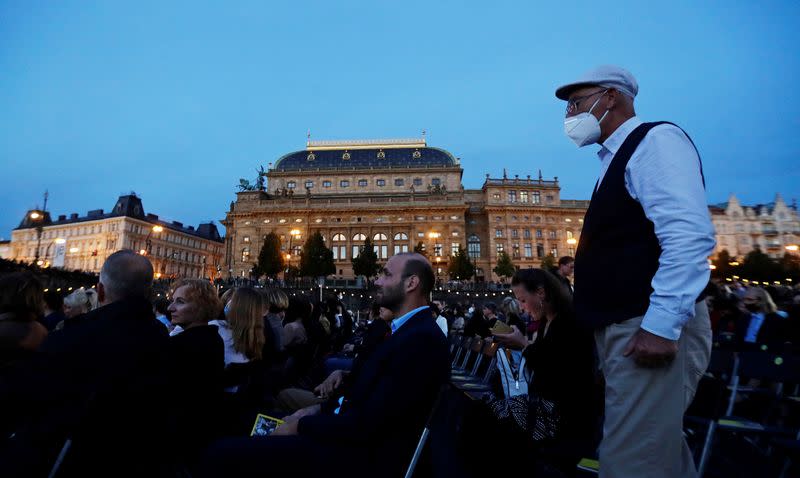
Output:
[738, 351, 800, 384]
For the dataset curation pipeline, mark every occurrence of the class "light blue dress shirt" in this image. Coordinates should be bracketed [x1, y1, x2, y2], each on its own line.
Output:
[596, 116, 716, 340]
[391, 305, 430, 334]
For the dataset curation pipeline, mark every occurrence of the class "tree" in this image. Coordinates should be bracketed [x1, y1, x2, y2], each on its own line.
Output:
[740, 247, 781, 282]
[711, 249, 733, 279]
[253, 232, 284, 279]
[414, 241, 427, 257]
[540, 253, 557, 272]
[493, 251, 516, 280]
[448, 247, 475, 280]
[779, 252, 800, 283]
[299, 232, 335, 278]
[352, 237, 381, 286]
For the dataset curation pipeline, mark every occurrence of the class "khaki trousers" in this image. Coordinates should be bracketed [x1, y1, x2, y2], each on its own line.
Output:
[595, 301, 711, 478]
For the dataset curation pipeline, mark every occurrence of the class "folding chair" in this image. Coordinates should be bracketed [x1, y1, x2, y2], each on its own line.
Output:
[451, 337, 484, 375]
[404, 385, 448, 478]
[695, 351, 800, 476]
[450, 336, 471, 369]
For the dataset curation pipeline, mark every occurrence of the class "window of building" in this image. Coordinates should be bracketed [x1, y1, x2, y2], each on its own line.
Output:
[333, 246, 347, 260]
[549, 230, 557, 239]
[451, 243, 460, 256]
[550, 246, 558, 256]
[524, 243, 532, 257]
[496, 243, 504, 253]
[492, 193, 501, 200]
[523, 229, 531, 239]
[243, 236, 250, 243]
[536, 229, 543, 239]
[373, 233, 388, 241]
[508, 191, 517, 203]
[279, 219, 287, 224]
[532, 191, 541, 204]
[241, 248, 250, 262]
[537, 243, 545, 257]
[417, 232, 425, 237]
[305, 180, 314, 189]
[546, 195, 554, 202]
[376, 179, 386, 187]
[566, 230, 574, 239]
[374, 244, 388, 259]
[353, 245, 361, 258]
[495, 229, 503, 238]
[323, 180, 332, 188]
[394, 178, 404, 186]
[394, 244, 410, 255]
[431, 178, 441, 186]
[452, 231, 459, 236]
[353, 233, 367, 241]
[358, 179, 368, 187]
[415, 215, 426, 221]
[467, 234, 481, 259]
[332, 233, 346, 242]
[340, 180, 350, 188]
[520, 191, 529, 203]
[413, 178, 423, 186]
[394, 232, 409, 240]
[287, 181, 296, 189]
[511, 229, 518, 238]
[512, 243, 520, 258]
[433, 243, 443, 256]
[496, 216, 502, 222]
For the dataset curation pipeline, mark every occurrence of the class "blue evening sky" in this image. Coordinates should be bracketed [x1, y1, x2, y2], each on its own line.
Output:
[1, 0, 798, 238]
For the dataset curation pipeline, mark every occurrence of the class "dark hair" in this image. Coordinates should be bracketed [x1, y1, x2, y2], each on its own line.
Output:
[511, 268, 574, 321]
[558, 256, 574, 267]
[482, 302, 497, 313]
[153, 297, 170, 315]
[0, 272, 44, 321]
[401, 255, 435, 297]
[43, 289, 64, 312]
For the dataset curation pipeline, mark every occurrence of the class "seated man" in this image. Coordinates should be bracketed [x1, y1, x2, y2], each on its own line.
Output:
[203, 253, 450, 477]
[0, 250, 171, 477]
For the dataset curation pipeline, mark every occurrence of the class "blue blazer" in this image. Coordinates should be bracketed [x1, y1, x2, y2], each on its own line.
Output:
[298, 307, 450, 475]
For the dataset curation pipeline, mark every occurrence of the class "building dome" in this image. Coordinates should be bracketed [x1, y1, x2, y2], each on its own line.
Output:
[272, 138, 457, 172]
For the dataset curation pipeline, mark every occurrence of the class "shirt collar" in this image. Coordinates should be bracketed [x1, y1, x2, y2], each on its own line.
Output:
[391, 305, 429, 334]
[597, 116, 643, 159]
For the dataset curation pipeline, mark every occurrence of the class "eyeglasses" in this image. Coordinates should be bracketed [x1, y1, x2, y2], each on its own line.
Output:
[566, 89, 608, 115]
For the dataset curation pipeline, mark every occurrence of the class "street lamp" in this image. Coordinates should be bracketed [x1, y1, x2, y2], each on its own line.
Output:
[786, 244, 799, 252]
[146, 225, 164, 255]
[288, 229, 301, 261]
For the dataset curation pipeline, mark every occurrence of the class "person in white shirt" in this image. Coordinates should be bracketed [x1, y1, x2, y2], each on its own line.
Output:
[556, 65, 714, 478]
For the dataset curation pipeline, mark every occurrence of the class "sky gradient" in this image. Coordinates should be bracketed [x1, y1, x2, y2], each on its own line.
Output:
[1, 0, 799, 238]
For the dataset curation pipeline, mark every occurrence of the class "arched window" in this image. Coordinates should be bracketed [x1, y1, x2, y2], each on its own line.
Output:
[468, 234, 481, 260]
[394, 232, 409, 240]
[287, 181, 296, 190]
[241, 247, 250, 262]
[332, 233, 346, 242]
[353, 233, 367, 241]
[373, 233, 388, 241]
[566, 230, 574, 239]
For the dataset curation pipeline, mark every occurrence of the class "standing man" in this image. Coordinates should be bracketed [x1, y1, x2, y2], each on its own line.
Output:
[554, 256, 575, 295]
[556, 66, 715, 478]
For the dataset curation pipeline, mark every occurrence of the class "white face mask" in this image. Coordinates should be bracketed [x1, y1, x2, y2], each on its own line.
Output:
[564, 92, 609, 147]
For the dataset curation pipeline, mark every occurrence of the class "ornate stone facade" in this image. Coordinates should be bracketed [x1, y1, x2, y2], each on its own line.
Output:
[710, 194, 800, 259]
[222, 138, 589, 281]
[10, 194, 225, 278]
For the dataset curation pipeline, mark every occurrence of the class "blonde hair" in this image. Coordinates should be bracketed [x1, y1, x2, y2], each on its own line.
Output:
[172, 279, 222, 324]
[500, 296, 521, 318]
[263, 288, 289, 312]
[64, 288, 96, 315]
[749, 287, 778, 314]
[227, 287, 266, 360]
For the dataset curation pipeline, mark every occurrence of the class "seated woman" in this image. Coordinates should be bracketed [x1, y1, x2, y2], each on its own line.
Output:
[0, 272, 48, 367]
[213, 287, 266, 368]
[490, 268, 600, 477]
[167, 279, 225, 456]
[59, 287, 99, 329]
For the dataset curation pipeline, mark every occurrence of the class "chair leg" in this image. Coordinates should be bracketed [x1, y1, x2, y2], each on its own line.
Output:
[404, 427, 430, 478]
[697, 421, 717, 478]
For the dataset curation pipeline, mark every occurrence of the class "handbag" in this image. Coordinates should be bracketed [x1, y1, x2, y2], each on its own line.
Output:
[496, 347, 528, 398]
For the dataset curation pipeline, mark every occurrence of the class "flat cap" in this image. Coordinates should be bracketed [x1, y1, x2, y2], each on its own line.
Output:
[555, 65, 638, 100]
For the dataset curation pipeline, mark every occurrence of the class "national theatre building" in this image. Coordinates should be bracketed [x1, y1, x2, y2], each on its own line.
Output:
[223, 138, 590, 281]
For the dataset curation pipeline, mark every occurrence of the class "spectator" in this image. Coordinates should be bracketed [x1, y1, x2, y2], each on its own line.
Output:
[451, 305, 466, 335]
[41, 289, 65, 331]
[282, 298, 310, 349]
[554, 256, 574, 295]
[213, 287, 265, 367]
[556, 65, 714, 477]
[0, 272, 47, 365]
[491, 268, 600, 475]
[263, 288, 288, 352]
[153, 296, 172, 331]
[738, 286, 790, 351]
[500, 296, 527, 332]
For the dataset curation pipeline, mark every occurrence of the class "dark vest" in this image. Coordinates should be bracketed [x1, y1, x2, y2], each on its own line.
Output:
[573, 121, 704, 329]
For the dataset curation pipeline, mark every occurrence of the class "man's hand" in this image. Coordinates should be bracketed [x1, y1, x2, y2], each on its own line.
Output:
[492, 325, 528, 350]
[314, 370, 345, 398]
[285, 404, 321, 422]
[623, 328, 678, 368]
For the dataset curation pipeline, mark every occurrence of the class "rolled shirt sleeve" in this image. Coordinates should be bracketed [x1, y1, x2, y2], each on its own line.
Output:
[625, 124, 716, 340]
